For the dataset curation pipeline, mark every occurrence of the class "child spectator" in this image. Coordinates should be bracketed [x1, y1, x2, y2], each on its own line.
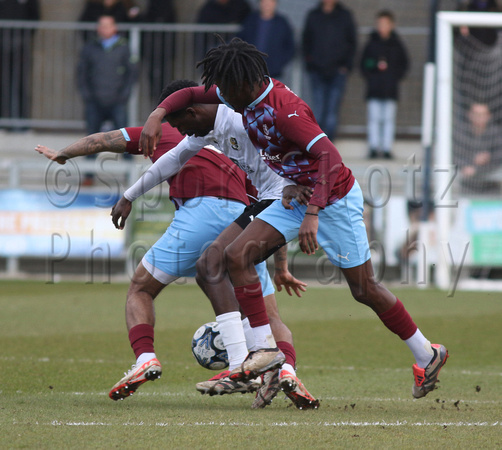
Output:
[360, 10, 409, 159]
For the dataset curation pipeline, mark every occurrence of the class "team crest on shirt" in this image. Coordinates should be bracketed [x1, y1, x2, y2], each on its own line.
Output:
[262, 124, 271, 140]
[229, 137, 239, 150]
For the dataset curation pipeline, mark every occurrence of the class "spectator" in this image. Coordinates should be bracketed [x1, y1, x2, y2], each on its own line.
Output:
[79, 0, 138, 23]
[453, 102, 502, 194]
[77, 15, 138, 183]
[302, 0, 357, 141]
[360, 10, 409, 159]
[140, 0, 176, 23]
[0, 0, 40, 125]
[78, 15, 137, 135]
[138, 0, 178, 104]
[79, 0, 139, 43]
[238, 0, 295, 81]
[197, 0, 251, 60]
[197, 0, 251, 24]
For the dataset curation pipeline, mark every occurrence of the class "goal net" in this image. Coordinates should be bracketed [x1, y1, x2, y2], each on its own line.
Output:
[435, 12, 502, 291]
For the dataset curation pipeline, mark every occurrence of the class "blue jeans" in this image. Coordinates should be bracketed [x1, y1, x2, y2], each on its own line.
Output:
[308, 70, 347, 140]
[367, 98, 397, 153]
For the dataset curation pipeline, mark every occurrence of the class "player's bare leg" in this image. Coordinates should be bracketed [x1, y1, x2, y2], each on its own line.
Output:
[341, 260, 396, 314]
[222, 220, 286, 378]
[224, 219, 283, 292]
[195, 222, 243, 315]
[109, 263, 166, 400]
[195, 222, 264, 394]
[125, 263, 166, 330]
[342, 260, 448, 397]
[224, 221, 319, 408]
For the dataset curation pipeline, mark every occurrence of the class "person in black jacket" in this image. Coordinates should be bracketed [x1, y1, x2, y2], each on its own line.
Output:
[0, 0, 40, 124]
[238, 0, 295, 82]
[197, 0, 251, 24]
[302, 0, 357, 141]
[360, 10, 408, 159]
[79, 0, 136, 23]
[137, 0, 177, 104]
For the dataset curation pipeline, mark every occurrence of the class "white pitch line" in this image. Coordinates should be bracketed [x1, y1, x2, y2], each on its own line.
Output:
[19, 420, 501, 428]
[1, 357, 501, 378]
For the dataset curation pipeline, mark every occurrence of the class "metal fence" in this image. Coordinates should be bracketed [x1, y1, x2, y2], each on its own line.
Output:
[0, 20, 429, 135]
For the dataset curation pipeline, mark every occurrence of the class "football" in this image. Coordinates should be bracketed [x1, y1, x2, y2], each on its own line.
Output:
[191, 322, 229, 370]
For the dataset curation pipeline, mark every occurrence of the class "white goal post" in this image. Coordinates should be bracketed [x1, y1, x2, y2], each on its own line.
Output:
[435, 12, 502, 291]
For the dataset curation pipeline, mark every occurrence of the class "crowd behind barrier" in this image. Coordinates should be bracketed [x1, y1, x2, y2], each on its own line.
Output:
[0, 20, 428, 135]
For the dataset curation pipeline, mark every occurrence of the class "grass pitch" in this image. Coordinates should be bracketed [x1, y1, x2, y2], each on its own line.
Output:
[1, 280, 501, 448]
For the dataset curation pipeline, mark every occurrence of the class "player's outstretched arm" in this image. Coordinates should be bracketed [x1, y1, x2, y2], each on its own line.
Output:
[122, 137, 200, 204]
[273, 245, 307, 297]
[111, 138, 202, 229]
[35, 130, 127, 164]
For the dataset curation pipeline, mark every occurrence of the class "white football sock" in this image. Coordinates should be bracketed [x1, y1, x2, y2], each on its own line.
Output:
[241, 317, 256, 351]
[280, 363, 296, 377]
[216, 311, 248, 370]
[405, 328, 434, 368]
[252, 324, 276, 349]
[136, 352, 157, 366]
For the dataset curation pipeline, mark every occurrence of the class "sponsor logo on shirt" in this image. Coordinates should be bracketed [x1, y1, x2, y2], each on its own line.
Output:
[259, 149, 281, 162]
[229, 157, 254, 174]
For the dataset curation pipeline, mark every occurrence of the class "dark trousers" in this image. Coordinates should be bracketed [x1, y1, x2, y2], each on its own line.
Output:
[308, 70, 347, 141]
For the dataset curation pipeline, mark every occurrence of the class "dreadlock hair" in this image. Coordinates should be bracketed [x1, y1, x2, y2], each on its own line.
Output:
[157, 79, 199, 119]
[196, 36, 269, 94]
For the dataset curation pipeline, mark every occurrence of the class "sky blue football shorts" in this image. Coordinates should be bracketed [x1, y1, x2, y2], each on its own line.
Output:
[142, 196, 275, 295]
[256, 180, 371, 269]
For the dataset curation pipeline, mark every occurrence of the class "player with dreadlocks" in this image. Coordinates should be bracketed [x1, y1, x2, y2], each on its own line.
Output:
[138, 37, 449, 401]
[198, 36, 269, 95]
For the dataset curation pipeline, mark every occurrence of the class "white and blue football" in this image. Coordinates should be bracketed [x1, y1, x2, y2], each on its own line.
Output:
[191, 322, 229, 370]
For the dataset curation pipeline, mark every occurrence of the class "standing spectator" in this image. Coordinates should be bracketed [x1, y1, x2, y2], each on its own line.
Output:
[197, 0, 251, 24]
[79, 0, 139, 42]
[197, 0, 251, 60]
[302, 0, 357, 141]
[453, 102, 502, 194]
[138, 0, 177, 104]
[360, 10, 409, 159]
[77, 15, 137, 135]
[77, 15, 138, 183]
[239, 0, 295, 81]
[0, 0, 40, 126]
[140, 0, 176, 23]
[79, 0, 138, 23]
